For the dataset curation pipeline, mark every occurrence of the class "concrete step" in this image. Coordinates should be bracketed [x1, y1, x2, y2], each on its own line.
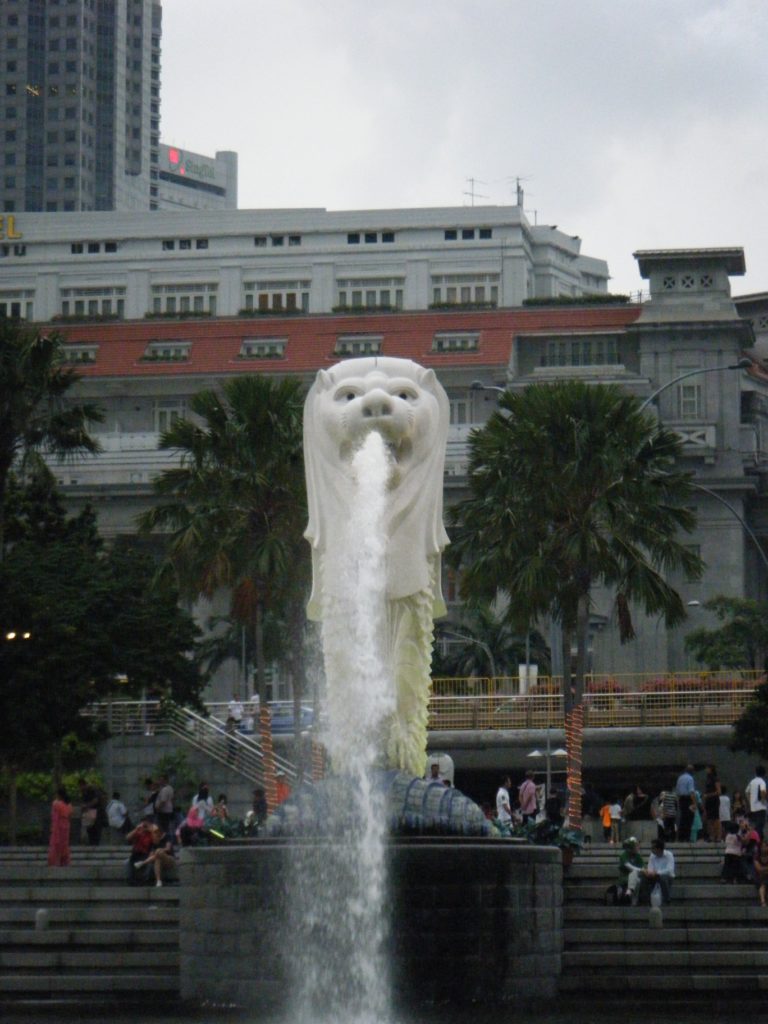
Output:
[0, 905, 178, 927]
[563, 949, 768, 969]
[0, 885, 179, 904]
[565, 882, 757, 902]
[0, 864, 130, 884]
[559, 974, 768, 992]
[565, 926, 768, 945]
[564, 904, 768, 923]
[568, 862, 725, 879]
[0, 927, 177, 945]
[0, 973, 179, 994]
[0, 949, 179, 970]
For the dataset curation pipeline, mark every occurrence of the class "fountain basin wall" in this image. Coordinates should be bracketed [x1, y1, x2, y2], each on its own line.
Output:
[179, 839, 563, 1009]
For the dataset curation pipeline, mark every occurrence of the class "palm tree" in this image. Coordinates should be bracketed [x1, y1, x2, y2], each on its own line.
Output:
[448, 381, 702, 827]
[0, 321, 102, 553]
[138, 375, 310, 796]
[433, 603, 550, 678]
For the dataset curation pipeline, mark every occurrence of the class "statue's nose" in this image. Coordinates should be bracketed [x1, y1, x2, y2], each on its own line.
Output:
[361, 390, 393, 419]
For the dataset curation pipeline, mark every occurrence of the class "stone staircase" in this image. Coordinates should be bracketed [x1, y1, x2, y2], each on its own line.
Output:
[562, 842, 768, 994]
[0, 846, 179, 1006]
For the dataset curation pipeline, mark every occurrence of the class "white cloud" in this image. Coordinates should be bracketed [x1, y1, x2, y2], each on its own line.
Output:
[160, 0, 768, 293]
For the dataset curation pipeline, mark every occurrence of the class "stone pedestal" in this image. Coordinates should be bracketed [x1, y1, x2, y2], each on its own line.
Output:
[179, 839, 563, 1010]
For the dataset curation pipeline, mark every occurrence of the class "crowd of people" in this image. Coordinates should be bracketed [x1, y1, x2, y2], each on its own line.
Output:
[46, 774, 273, 886]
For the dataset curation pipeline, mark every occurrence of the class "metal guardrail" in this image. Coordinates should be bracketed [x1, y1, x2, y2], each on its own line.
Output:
[427, 688, 758, 731]
[82, 701, 301, 785]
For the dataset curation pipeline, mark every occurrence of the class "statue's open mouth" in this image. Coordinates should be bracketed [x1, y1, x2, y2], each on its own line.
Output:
[340, 425, 413, 467]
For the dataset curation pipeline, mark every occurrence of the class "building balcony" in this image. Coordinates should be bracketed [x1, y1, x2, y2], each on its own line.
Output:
[48, 432, 179, 489]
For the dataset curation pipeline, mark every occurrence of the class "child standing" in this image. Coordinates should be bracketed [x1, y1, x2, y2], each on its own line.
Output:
[599, 801, 612, 843]
[609, 799, 623, 844]
[721, 822, 742, 883]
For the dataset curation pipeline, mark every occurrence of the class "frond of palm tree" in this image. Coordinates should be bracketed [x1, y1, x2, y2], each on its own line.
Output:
[137, 374, 309, 705]
[449, 381, 701, 828]
[0, 323, 102, 552]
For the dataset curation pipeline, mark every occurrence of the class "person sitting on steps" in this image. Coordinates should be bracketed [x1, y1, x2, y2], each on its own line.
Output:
[637, 837, 675, 906]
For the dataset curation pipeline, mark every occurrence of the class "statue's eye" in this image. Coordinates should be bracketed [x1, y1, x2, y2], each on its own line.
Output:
[396, 388, 417, 401]
[345, 392, 356, 402]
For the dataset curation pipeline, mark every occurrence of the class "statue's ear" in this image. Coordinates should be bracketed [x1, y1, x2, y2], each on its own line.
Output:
[315, 369, 334, 392]
[419, 368, 437, 391]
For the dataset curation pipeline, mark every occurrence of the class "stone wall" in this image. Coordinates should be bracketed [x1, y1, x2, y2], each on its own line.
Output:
[179, 839, 562, 1011]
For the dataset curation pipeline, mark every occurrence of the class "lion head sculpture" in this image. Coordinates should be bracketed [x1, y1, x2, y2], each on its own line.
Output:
[303, 356, 450, 620]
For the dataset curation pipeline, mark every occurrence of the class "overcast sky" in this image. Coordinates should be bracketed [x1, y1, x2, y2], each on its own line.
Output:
[160, 0, 768, 297]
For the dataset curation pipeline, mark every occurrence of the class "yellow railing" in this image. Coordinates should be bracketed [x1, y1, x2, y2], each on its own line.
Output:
[427, 680, 763, 731]
[431, 670, 765, 698]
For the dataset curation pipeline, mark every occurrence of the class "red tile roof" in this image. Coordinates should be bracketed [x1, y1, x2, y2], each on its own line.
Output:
[55, 306, 642, 380]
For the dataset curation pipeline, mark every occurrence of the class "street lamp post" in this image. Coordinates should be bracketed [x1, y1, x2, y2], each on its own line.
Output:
[638, 358, 752, 413]
[527, 728, 567, 795]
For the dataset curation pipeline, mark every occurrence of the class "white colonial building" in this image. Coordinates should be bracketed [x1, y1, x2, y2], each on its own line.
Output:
[0, 203, 609, 323]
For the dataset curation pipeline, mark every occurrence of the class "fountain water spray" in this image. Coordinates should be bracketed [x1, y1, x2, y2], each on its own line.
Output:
[290, 432, 396, 1024]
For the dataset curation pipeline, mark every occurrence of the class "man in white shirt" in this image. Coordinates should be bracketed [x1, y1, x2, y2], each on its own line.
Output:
[228, 692, 244, 727]
[496, 776, 512, 824]
[746, 765, 767, 839]
[638, 837, 675, 905]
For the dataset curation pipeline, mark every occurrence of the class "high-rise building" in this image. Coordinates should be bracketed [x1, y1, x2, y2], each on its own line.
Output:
[1, 0, 162, 213]
[156, 144, 238, 210]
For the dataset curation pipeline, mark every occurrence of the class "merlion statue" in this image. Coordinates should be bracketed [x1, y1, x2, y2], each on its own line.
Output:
[304, 356, 449, 776]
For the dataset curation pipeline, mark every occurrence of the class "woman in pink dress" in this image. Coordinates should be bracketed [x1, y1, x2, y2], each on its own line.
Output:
[47, 787, 73, 867]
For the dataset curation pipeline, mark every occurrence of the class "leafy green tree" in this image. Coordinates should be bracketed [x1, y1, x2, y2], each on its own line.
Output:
[137, 375, 310, 773]
[0, 321, 102, 552]
[433, 603, 550, 677]
[0, 472, 205, 843]
[139, 375, 309, 700]
[732, 682, 768, 760]
[686, 596, 768, 672]
[448, 381, 702, 826]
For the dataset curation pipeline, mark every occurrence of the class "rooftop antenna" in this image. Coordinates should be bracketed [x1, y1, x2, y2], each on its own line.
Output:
[463, 177, 489, 206]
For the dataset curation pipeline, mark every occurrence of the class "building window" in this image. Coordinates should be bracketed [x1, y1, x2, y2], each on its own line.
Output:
[87, 242, 99, 253]
[179, 239, 191, 250]
[364, 232, 377, 244]
[238, 338, 287, 360]
[444, 229, 457, 241]
[62, 344, 98, 365]
[254, 235, 267, 247]
[104, 241, 117, 253]
[449, 396, 470, 426]
[431, 273, 499, 307]
[677, 382, 703, 420]
[143, 343, 191, 364]
[334, 335, 383, 357]
[154, 399, 187, 433]
[242, 279, 310, 314]
[70, 242, 83, 254]
[288, 235, 301, 246]
[151, 283, 217, 316]
[461, 228, 475, 240]
[59, 285, 126, 319]
[271, 235, 284, 247]
[195, 238, 208, 249]
[335, 277, 404, 310]
[161, 239, 175, 251]
[347, 233, 360, 244]
[432, 332, 480, 353]
[479, 227, 492, 239]
[541, 336, 620, 367]
[382, 231, 395, 243]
